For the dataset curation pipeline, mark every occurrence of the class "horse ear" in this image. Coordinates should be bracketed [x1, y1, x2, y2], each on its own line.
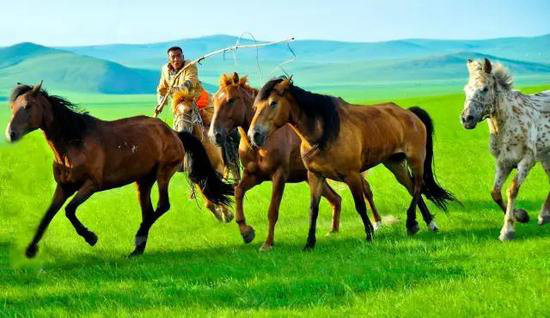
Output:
[483, 58, 492, 74]
[275, 78, 292, 95]
[232, 72, 239, 84]
[239, 75, 248, 86]
[31, 80, 43, 95]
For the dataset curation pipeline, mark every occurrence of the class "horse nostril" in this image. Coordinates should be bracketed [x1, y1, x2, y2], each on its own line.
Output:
[253, 132, 263, 145]
[466, 115, 474, 122]
[9, 131, 16, 141]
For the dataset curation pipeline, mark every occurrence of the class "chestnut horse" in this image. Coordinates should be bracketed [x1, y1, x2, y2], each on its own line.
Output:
[209, 73, 381, 251]
[249, 77, 456, 250]
[5, 83, 233, 258]
[172, 89, 235, 222]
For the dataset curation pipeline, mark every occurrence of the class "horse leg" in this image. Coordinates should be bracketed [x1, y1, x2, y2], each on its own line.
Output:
[235, 171, 259, 243]
[304, 171, 326, 250]
[344, 172, 374, 242]
[65, 181, 98, 246]
[383, 159, 426, 233]
[131, 167, 175, 256]
[491, 162, 528, 223]
[260, 170, 286, 251]
[404, 154, 425, 236]
[320, 181, 341, 234]
[500, 157, 535, 241]
[362, 176, 382, 230]
[130, 177, 155, 256]
[25, 184, 75, 258]
[539, 160, 550, 225]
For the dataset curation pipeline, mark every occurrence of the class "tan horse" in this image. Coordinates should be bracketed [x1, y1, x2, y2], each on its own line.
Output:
[209, 73, 381, 251]
[172, 89, 235, 222]
[5, 82, 232, 258]
[249, 77, 457, 250]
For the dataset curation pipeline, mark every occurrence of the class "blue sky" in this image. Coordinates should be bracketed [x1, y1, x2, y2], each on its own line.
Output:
[2, 0, 549, 46]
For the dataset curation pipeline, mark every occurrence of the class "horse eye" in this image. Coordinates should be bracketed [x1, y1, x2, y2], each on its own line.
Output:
[270, 101, 277, 108]
[482, 87, 488, 93]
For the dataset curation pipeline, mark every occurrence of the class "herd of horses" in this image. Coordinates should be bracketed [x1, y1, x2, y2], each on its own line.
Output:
[4, 58, 549, 258]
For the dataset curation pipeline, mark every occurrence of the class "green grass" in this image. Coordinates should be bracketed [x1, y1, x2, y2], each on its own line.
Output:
[1, 87, 549, 317]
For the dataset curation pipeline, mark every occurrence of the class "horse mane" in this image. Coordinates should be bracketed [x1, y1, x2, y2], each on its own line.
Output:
[10, 84, 95, 145]
[469, 59, 513, 91]
[492, 63, 513, 91]
[219, 73, 258, 97]
[257, 77, 341, 150]
[172, 88, 194, 113]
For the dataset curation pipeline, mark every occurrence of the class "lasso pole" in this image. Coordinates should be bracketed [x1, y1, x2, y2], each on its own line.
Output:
[153, 36, 295, 117]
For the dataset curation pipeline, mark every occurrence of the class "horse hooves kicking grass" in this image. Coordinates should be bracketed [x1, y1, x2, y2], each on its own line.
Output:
[241, 227, 256, 244]
[499, 230, 515, 241]
[513, 209, 529, 223]
[84, 232, 99, 246]
[5, 82, 233, 258]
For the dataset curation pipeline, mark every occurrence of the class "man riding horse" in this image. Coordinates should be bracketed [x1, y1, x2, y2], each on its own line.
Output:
[156, 46, 240, 181]
[157, 46, 211, 131]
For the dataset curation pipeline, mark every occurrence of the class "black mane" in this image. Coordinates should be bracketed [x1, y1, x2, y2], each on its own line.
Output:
[10, 84, 96, 145]
[258, 77, 341, 150]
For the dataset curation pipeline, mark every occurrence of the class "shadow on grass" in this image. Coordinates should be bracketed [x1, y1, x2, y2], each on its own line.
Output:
[1, 220, 548, 314]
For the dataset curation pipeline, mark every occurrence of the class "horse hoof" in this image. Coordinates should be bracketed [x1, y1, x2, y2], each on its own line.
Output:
[373, 221, 382, 231]
[538, 215, 550, 225]
[513, 209, 529, 223]
[128, 250, 143, 258]
[25, 245, 38, 258]
[499, 231, 515, 241]
[428, 220, 439, 232]
[85, 232, 98, 246]
[407, 223, 420, 236]
[241, 228, 256, 244]
[303, 244, 315, 252]
[366, 232, 374, 242]
[259, 243, 273, 252]
[326, 229, 339, 236]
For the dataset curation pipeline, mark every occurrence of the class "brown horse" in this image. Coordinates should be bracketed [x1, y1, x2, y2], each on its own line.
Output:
[249, 77, 457, 250]
[209, 73, 381, 251]
[172, 89, 235, 222]
[5, 82, 233, 258]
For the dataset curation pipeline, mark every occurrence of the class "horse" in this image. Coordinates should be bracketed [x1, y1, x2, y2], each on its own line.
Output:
[5, 82, 233, 258]
[172, 88, 236, 223]
[461, 58, 550, 240]
[248, 77, 457, 250]
[209, 73, 382, 251]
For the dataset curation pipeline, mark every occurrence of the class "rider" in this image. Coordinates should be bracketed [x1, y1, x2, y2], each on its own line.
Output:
[157, 46, 210, 131]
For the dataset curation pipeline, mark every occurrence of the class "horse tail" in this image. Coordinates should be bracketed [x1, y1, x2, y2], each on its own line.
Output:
[408, 106, 457, 211]
[177, 131, 233, 206]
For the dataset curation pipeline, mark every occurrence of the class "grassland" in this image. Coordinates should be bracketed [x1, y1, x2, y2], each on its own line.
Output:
[0, 86, 549, 317]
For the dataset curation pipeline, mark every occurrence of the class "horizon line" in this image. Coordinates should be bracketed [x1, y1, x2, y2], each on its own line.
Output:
[1, 32, 549, 49]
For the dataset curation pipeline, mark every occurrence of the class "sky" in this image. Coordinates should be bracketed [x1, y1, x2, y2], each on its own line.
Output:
[1, 0, 549, 46]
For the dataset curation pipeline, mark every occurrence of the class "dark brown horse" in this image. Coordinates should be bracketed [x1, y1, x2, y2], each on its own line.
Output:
[5, 82, 233, 258]
[249, 77, 457, 250]
[209, 73, 381, 251]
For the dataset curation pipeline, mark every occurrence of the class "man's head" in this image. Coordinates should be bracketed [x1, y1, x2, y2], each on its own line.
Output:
[167, 46, 184, 71]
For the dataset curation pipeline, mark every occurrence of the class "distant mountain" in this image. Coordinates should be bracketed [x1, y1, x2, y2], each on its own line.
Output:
[1, 35, 548, 97]
[60, 34, 550, 69]
[0, 43, 160, 94]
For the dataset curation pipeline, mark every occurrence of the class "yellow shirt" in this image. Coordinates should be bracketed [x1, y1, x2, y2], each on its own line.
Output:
[156, 60, 203, 104]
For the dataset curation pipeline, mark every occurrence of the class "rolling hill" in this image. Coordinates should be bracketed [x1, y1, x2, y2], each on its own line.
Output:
[0, 43, 161, 96]
[1, 34, 548, 98]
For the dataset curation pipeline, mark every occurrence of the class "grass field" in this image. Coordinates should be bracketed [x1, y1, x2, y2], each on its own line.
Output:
[0, 86, 549, 317]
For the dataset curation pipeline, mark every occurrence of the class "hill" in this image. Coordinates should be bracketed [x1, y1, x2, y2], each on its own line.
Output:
[0, 43, 160, 95]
